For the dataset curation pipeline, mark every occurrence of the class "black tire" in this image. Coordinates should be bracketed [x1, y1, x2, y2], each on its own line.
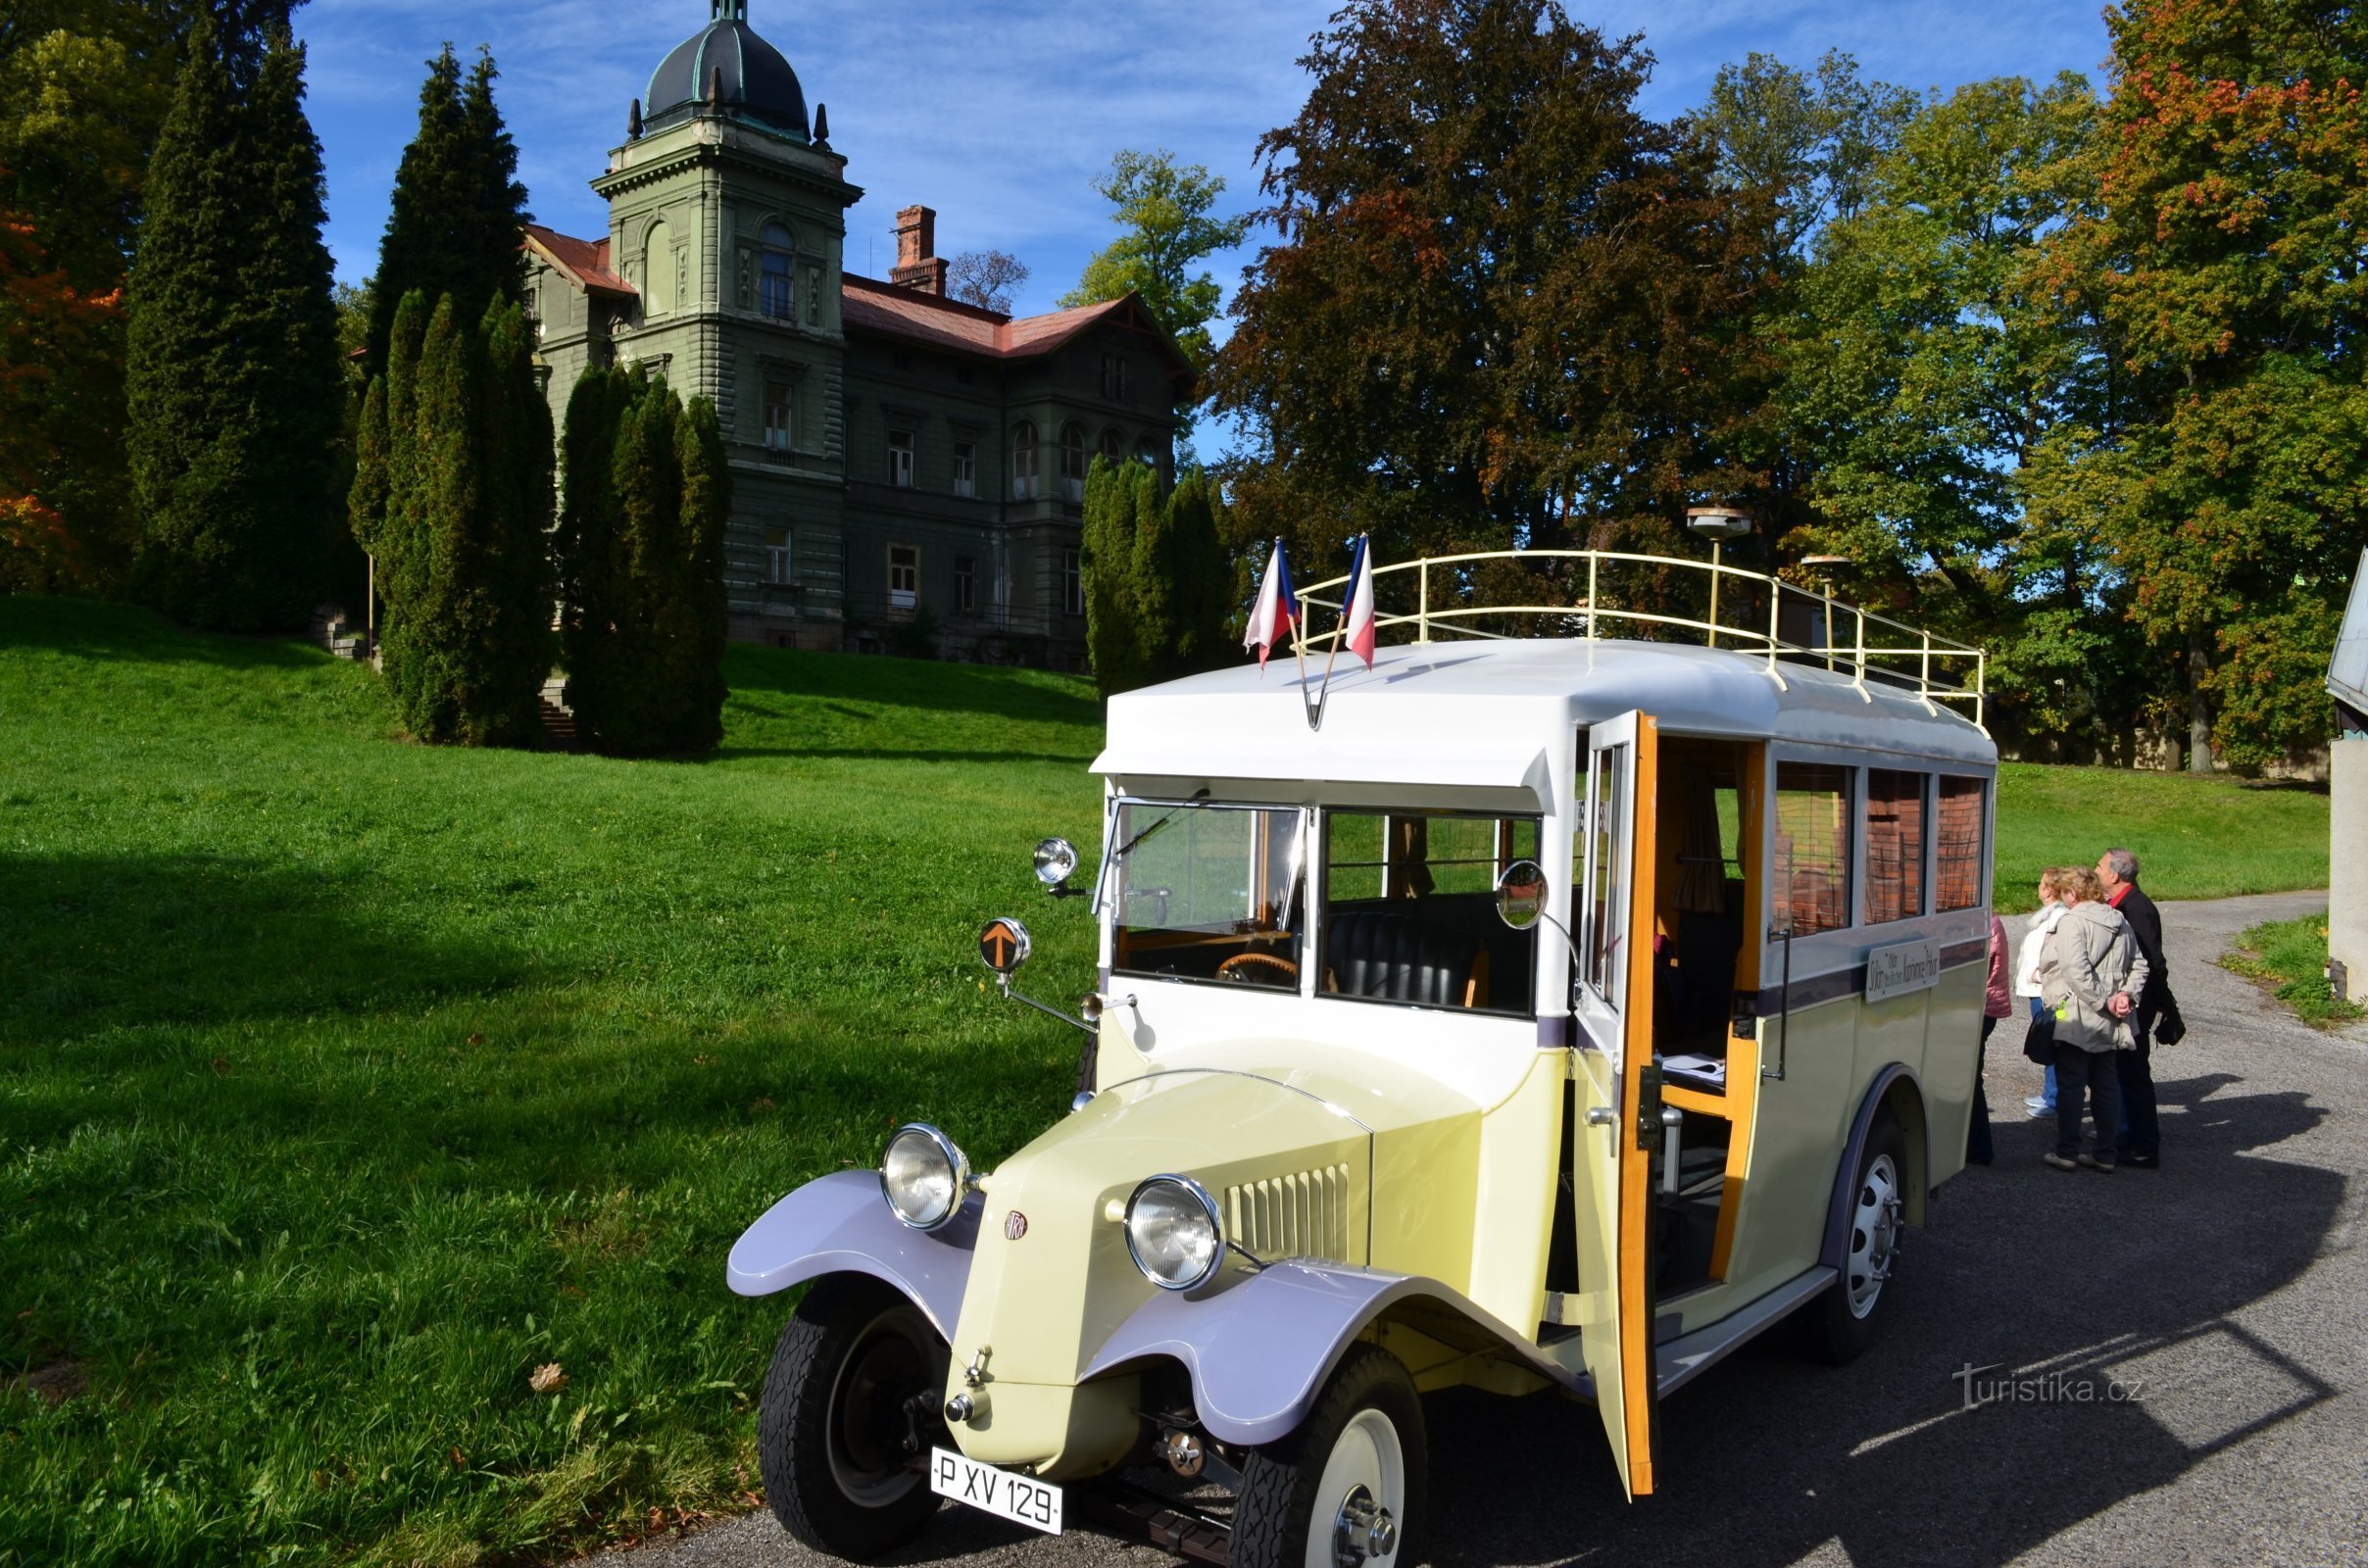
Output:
[1802, 1110, 1908, 1365]
[758, 1275, 946, 1561]
[1232, 1344, 1426, 1568]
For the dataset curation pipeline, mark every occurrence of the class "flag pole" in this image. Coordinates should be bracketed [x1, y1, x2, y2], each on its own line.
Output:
[1309, 535, 1357, 729]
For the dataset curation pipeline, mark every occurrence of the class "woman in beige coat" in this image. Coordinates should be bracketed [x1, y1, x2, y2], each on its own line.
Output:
[2038, 868, 2150, 1173]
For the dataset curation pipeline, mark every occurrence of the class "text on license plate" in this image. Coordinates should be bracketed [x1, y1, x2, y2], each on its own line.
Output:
[931, 1446, 1062, 1535]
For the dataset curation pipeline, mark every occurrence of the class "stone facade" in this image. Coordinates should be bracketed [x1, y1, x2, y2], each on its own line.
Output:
[522, 1, 1193, 667]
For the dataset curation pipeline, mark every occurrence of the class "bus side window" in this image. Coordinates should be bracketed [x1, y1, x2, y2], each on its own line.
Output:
[1773, 762, 1853, 936]
[1935, 776, 1986, 910]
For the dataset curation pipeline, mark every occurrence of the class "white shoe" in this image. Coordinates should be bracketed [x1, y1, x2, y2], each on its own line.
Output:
[2026, 1102, 2055, 1118]
[2023, 1096, 2049, 1110]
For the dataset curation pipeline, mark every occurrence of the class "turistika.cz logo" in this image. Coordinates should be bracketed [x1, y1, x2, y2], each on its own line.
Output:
[1954, 1362, 2146, 1410]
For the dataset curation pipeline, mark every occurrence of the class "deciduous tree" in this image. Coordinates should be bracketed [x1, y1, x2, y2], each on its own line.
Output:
[1062, 150, 1248, 368]
[947, 249, 1027, 313]
[1210, 0, 1760, 576]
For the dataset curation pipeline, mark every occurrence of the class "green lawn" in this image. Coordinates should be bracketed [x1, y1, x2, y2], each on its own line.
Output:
[0, 599, 2332, 1565]
[1992, 761, 2327, 911]
[2222, 912, 2364, 1028]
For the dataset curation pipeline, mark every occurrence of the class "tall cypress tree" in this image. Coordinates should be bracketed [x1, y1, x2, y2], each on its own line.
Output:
[372, 292, 551, 745]
[1080, 456, 1145, 697]
[367, 44, 529, 370]
[1163, 467, 1231, 673]
[558, 368, 730, 756]
[557, 365, 636, 731]
[126, 10, 335, 631]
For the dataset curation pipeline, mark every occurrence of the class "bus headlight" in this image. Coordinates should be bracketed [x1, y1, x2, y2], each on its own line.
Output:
[1124, 1175, 1224, 1291]
[880, 1124, 970, 1231]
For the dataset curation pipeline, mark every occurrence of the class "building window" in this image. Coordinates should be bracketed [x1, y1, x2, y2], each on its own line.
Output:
[887, 430, 914, 488]
[1102, 353, 1130, 403]
[952, 440, 976, 500]
[889, 544, 918, 610]
[765, 526, 794, 585]
[1099, 426, 1124, 466]
[1863, 770, 1927, 924]
[763, 383, 793, 453]
[1133, 437, 1159, 468]
[955, 554, 977, 612]
[1774, 762, 1853, 936]
[761, 223, 794, 320]
[1061, 548, 1082, 616]
[1011, 421, 1039, 500]
[1935, 776, 1987, 911]
[1060, 421, 1088, 504]
[644, 219, 674, 314]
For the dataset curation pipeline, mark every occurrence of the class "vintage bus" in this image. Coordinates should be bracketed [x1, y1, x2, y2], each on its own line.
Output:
[727, 548, 1995, 1567]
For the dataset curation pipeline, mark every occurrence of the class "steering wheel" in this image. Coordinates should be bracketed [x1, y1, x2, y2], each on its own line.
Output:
[1215, 953, 1300, 985]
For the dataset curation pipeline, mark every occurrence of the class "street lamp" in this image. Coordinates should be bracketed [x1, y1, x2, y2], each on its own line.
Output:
[1684, 506, 1754, 648]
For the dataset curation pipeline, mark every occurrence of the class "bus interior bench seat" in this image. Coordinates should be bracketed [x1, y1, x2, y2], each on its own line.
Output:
[1326, 909, 1488, 1009]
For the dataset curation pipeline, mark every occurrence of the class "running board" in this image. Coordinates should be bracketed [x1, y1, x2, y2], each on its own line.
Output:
[1654, 1265, 1837, 1397]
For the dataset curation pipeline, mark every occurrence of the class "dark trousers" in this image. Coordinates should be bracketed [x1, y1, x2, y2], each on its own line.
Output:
[2052, 1045, 2123, 1163]
[2116, 1026, 2159, 1157]
[1968, 1016, 1997, 1163]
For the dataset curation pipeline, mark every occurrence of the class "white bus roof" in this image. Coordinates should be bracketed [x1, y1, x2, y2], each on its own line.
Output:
[1095, 639, 1997, 798]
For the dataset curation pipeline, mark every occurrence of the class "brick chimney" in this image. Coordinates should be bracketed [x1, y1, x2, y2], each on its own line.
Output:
[890, 205, 948, 295]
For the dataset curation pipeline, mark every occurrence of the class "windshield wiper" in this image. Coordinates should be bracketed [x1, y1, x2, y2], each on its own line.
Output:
[1110, 787, 1210, 862]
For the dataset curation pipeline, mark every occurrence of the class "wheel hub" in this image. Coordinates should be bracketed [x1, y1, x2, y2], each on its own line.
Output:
[1333, 1484, 1399, 1568]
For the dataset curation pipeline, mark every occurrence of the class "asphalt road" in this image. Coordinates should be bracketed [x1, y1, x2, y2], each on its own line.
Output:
[606, 891, 2368, 1568]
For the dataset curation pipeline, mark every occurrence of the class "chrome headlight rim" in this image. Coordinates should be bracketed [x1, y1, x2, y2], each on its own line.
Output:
[879, 1122, 971, 1232]
[1124, 1173, 1226, 1293]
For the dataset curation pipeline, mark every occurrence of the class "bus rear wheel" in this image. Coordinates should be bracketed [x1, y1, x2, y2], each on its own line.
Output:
[1231, 1345, 1425, 1568]
[1803, 1110, 1906, 1365]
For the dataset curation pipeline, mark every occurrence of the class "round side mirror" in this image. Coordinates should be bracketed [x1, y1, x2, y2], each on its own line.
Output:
[1033, 837, 1079, 889]
[977, 916, 1032, 976]
[1495, 860, 1549, 931]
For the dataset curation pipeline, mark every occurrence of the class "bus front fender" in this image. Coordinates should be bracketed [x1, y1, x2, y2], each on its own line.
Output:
[725, 1169, 979, 1340]
[1080, 1260, 1587, 1446]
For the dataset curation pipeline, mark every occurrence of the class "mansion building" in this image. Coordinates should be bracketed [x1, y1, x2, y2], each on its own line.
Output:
[522, 1, 1193, 664]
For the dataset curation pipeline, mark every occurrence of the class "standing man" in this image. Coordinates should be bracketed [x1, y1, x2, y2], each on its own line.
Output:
[2097, 848, 2165, 1168]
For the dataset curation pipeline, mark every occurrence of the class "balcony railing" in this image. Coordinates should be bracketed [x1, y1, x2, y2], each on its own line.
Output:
[1294, 548, 1987, 732]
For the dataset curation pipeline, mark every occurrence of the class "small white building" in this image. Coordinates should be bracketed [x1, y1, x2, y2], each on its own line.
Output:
[2329, 549, 2368, 1002]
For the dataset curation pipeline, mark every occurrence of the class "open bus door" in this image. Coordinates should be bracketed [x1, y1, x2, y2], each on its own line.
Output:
[1571, 710, 1661, 1498]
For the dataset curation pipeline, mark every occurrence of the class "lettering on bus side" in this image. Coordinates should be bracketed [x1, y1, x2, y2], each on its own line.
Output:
[1864, 939, 1941, 1004]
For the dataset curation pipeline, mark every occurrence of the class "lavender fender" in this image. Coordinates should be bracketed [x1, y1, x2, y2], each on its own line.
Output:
[1819, 1063, 1922, 1273]
[1079, 1260, 1587, 1446]
[725, 1170, 979, 1339]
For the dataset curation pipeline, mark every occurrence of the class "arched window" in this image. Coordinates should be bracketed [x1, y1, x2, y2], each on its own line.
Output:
[1099, 427, 1124, 466]
[1061, 421, 1089, 503]
[1133, 437, 1159, 469]
[1011, 422, 1039, 500]
[644, 219, 674, 314]
[760, 222, 794, 320]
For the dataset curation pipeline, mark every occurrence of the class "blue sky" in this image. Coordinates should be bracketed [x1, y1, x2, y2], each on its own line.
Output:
[297, 1, 2114, 319]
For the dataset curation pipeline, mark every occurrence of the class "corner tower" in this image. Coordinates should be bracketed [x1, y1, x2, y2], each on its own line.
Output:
[593, 0, 861, 646]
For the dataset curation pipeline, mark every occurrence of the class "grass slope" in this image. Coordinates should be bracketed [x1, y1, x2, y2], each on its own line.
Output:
[1, 599, 1105, 1566]
[0, 599, 2332, 1564]
[2223, 912, 2364, 1028]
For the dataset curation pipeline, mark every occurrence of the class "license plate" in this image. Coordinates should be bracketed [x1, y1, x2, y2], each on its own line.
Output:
[930, 1446, 1062, 1535]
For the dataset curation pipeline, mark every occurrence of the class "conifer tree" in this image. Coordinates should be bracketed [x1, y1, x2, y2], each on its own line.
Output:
[557, 368, 731, 755]
[557, 365, 636, 730]
[367, 45, 529, 370]
[126, 12, 336, 630]
[1081, 459, 1234, 697]
[1081, 456, 1146, 697]
[1162, 467, 1232, 673]
[371, 292, 551, 745]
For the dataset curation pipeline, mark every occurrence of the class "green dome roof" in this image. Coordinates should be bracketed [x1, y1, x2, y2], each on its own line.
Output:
[645, 2, 808, 140]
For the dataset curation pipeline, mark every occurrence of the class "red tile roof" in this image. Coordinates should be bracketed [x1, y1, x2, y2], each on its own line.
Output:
[841, 274, 1194, 381]
[523, 223, 633, 295]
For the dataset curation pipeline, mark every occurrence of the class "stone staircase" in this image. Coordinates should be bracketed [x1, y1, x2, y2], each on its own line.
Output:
[538, 677, 580, 752]
[309, 604, 369, 662]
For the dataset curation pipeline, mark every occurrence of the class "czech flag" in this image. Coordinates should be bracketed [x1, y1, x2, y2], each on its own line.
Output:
[1343, 533, 1378, 669]
[1243, 537, 1299, 670]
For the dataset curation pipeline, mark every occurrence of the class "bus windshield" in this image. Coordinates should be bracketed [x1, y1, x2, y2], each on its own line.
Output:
[1110, 802, 1306, 991]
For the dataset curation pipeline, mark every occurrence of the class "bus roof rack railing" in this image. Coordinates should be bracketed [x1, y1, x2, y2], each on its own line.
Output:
[1295, 547, 1988, 734]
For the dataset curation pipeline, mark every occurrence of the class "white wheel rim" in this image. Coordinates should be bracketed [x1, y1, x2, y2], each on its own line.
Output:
[824, 1305, 932, 1507]
[1845, 1152, 1900, 1319]
[1305, 1407, 1406, 1568]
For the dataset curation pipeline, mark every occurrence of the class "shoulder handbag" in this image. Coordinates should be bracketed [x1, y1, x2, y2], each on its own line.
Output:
[2022, 1007, 2057, 1063]
[2153, 989, 2187, 1047]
